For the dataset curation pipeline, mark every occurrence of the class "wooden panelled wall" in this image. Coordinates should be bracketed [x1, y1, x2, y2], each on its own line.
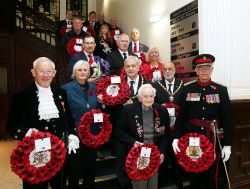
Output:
[0, 30, 250, 189]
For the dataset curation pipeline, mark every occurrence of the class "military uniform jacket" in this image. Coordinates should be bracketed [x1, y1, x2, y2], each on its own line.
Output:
[115, 103, 170, 154]
[7, 83, 72, 140]
[154, 78, 184, 105]
[174, 80, 232, 145]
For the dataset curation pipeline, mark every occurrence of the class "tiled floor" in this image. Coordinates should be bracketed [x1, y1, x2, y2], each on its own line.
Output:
[0, 139, 22, 189]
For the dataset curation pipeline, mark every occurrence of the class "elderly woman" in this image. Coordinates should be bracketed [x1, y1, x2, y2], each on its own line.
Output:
[115, 84, 169, 189]
[140, 46, 164, 82]
[7, 57, 72, 189]
[62, 60, 101, 189]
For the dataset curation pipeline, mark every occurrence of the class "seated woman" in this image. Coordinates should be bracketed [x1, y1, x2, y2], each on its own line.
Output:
[62, 60, 102, 189]
[140, 46, 164, 82]
[115, 84, 170, 189]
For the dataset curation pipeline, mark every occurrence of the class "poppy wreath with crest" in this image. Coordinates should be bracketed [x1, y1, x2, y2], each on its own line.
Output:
[175, 133, 215, 173]
[96, 75, 130, 106]
[10, 131, 66, 184]
[125, 143, 161, 181]
[78, 109, 112, 148]
[66, 37, 83, 55]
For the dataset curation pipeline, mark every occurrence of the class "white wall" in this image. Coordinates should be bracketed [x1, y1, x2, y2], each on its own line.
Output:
[199, 0, 250, 99]
[97, 0, 171, 61]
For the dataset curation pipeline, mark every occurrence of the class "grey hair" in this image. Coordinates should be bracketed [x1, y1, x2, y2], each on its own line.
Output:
[117, 33, 129, 41]
[71, 60, 90, 79]
[33, 57, 55, 69]
[137, 84, 156, 98]
[124, 56, 140, 65]
[146, 46, 161, 61]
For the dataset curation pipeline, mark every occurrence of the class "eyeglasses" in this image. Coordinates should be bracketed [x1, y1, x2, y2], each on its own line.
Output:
[35, 69, 54, 76]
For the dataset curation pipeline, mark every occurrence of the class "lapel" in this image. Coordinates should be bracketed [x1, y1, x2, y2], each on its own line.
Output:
[29, 83, 39, 119]
[128, 42, 132, 54]
[72, 80, 86, 101]
[51, 87, 64, 116]
[173, 79, 180, 93]
[115, 50, 124, 67]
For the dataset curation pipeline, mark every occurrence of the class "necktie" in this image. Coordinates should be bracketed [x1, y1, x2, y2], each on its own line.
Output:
[168, 84, 172, 93]
[130, 81, 135, 96]
[123, 53, 127, 60]
[88, 55, 94, 65]
[133, 42, 137, 53]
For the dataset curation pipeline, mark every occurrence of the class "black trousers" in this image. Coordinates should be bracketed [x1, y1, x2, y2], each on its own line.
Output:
[67, 143, 97, 189]
[23, 169, 63, 189]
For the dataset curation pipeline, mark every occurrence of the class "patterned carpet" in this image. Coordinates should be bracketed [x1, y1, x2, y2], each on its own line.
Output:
[0, 139, 22, 189]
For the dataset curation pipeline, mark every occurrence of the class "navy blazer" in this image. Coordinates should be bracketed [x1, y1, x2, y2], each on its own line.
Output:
[128, 41, 149, 54]
[62, 80, 101, 129]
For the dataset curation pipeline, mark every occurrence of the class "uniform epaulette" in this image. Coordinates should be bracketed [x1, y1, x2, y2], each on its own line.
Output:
[184, 80, 197, 86]
[212, 81, 227, 87]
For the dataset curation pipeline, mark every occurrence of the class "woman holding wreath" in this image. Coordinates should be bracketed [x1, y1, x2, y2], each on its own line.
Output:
[62, 60, 102, 189]
[115, 84, 169, 189]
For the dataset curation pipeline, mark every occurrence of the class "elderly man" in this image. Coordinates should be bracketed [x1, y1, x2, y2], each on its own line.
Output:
[154, 61, 184, 188]
[107, 33, 130, 75]
[173, 54, 232, 189]
[67, 35, 110, 83]
[60, 17, 87, 55]
[128, 28, 149, 54]
[115, 84, 169, 189]
[7, 57, 78, 189]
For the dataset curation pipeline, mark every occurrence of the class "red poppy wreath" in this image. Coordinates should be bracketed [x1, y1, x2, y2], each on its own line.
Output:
[96, 75, 130, 106]
[10, 131, 66, 184]
[66, 37, 83, 55]
[78, 109, 112, 148]
[175, 133, 215, 173]
[125, 144, 161, 181]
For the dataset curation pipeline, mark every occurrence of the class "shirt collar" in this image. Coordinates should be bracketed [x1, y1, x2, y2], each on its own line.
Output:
[118, 49, 128, 56]
[197, 79, 212, 87]
[165, 78, 175, 85]
[127, 75, 139, 84]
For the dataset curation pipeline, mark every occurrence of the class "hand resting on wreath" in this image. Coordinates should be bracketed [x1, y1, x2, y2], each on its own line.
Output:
[68, 134, 80, 154]
[25, 128, 38, 137]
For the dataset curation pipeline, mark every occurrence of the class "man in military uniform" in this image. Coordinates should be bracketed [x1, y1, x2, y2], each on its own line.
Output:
[154, 62, 184, 188]
[172, 54, 232, 189]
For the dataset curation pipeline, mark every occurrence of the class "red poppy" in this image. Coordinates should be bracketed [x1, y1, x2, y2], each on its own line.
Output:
[125, 144, 161, 181]
[175, 133, 215, 173]
[89, 89, 95, 96]
[78, 109, 112, 148]
[10, 131, 66, 184]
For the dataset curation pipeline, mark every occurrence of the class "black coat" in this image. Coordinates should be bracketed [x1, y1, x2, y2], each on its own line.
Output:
[106, 50, 125, 75]
[6, 83, 73, 140]
[115, 102, 169, 154]
[174, 80, 232, 145]
[154, 78, 184, 105]
[128, 41, 149, 54]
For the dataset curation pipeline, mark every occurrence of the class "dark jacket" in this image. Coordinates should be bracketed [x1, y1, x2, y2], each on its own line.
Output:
[6, 82, 72, 140]
[115, 102, 169, 154]
[128, 41, 149, 54]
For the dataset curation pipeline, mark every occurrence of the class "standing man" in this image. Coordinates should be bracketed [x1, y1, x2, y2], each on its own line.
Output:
[55, 9, 73, 42]
[6, 57, 77, 189]
[83, 11, 99, 37]
[67, 35, 110, 83]
[60, 17, 87, 56]
[172, 54, 232, 189]
[154, 62, 184, 188]
[128, 28, 149, 54]
[107, 33, 129, 75]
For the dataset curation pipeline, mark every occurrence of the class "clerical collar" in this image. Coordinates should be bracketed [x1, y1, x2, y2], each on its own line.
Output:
[197, 79, 212, 87]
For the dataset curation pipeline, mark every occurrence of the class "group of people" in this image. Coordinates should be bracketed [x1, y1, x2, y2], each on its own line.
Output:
[6, 9, 232, 189]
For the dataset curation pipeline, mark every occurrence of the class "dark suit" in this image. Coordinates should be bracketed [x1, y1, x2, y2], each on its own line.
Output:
[175, 80, 232, 189]
[106, 49, 126, 75]
[82, 20, 99, 36]
[62, 80, 102, 189]
[6, 82, 71, 189]
[154, 78, 185, 188]
[128, 41, 149, 54]
[114, 103, 169, 188]
[55, 19, 72, 42]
